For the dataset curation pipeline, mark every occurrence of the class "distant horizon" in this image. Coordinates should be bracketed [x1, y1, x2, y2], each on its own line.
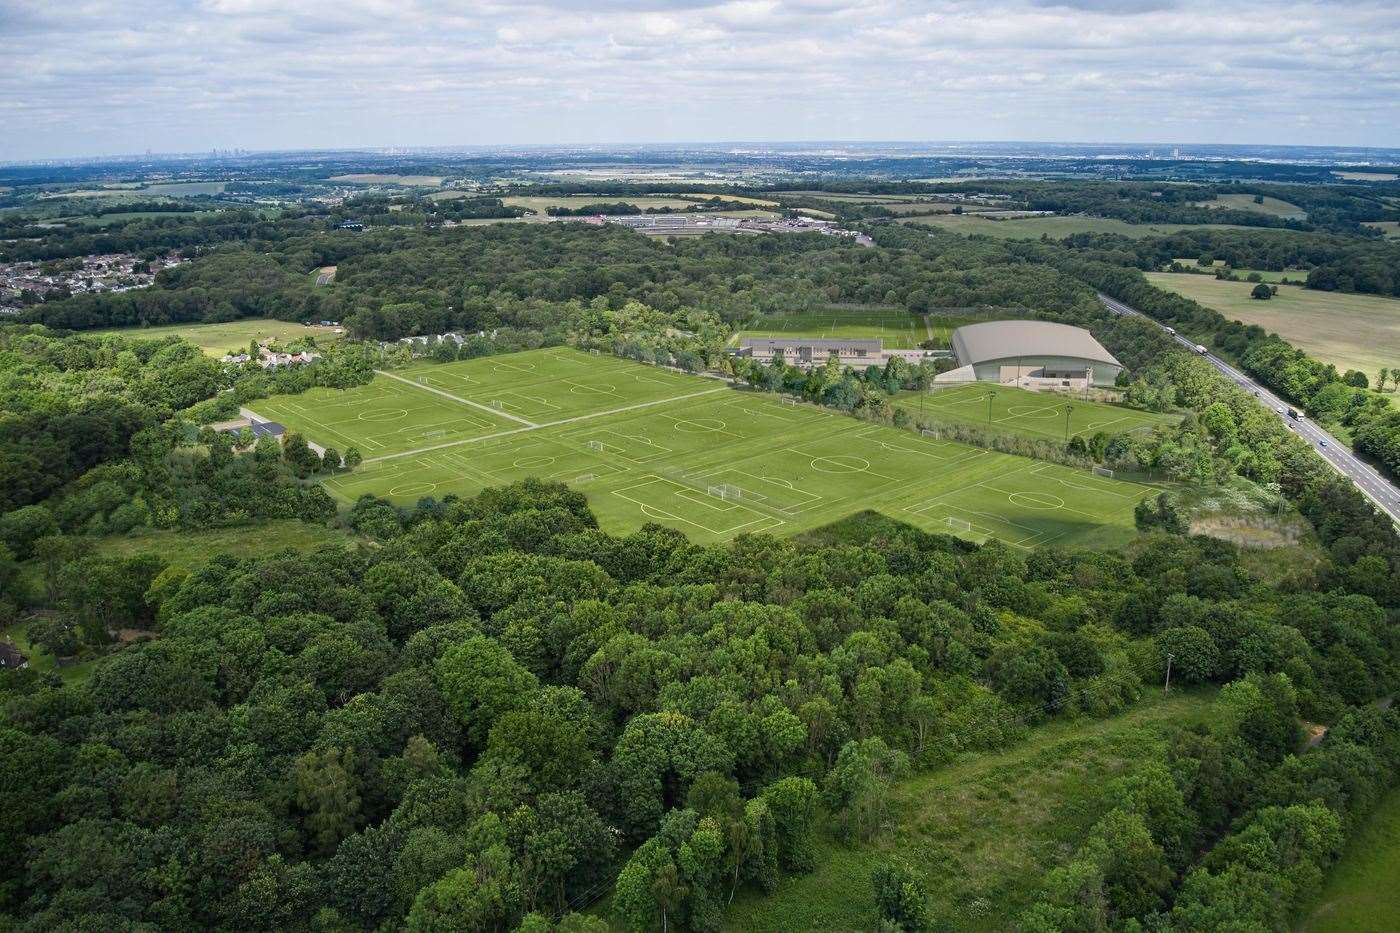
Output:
[7, 138, 1400, 170]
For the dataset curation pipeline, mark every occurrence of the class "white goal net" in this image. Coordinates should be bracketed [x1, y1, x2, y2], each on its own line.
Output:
[921, 428, 940, 439]
[587, 439, 605, 452]
[707, 484, 741, 501]
[782, 397, 800, 406]
[490, 399, 505, 410]
[945, 516, 973, 533]
[574, 473, 596, 483]
[1092, 466, 1115, 479]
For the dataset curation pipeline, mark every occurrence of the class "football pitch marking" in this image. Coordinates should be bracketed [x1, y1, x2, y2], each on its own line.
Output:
[359, 386, 730, 463]
[376, 369, 539, 427]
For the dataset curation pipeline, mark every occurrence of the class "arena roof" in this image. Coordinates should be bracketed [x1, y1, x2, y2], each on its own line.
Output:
[951, 320, 1121, 368]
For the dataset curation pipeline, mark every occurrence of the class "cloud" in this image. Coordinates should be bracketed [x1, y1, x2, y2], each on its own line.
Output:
[0, 0, 1397, 158]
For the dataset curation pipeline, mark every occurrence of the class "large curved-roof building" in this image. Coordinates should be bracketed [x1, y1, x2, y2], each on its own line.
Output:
[935, 320, 1122, 388]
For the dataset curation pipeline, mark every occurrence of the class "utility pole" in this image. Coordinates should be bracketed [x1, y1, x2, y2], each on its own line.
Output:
[1163, 652, 1175, 695]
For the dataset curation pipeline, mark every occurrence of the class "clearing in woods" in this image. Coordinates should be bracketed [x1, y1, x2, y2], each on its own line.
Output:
[90, 319, 340, 357]
[255, 348, 1160, 548]
[899, 213, 1252, 240]
[1145, 272, 1400, 380]
[1195, 192, 1307, 219]
[723, 689, 1215, 933]
[739, 308, 929, 349]
[894, 383, 1180, 443]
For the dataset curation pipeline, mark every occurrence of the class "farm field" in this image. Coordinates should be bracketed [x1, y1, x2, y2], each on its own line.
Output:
[1365, 220, 1400, 239]
[1299, 786, 1400, 933]
[63, 209, 214, 227]
[895, 383, 1179, 443]
[1145, 272, 1400, 378]
[1196, 192, 1306, 218]
[255, 348, 1160, 548]
[723, 689, 1214, 933]
[329, 173, 445, 186]
[90, 319, 339, 356]
[900, 214, 1248, 239]
[739, 308, 928, 349]
[141, 181, 228, 196]
[501, 195, 709, 214]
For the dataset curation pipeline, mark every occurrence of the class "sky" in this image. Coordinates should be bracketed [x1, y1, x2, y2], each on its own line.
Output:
[2, 0, 1399, 161]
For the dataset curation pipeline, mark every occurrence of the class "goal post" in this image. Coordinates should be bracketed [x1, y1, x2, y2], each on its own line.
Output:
[945, 516, 973, 533]
[921, 428, 940, 439]
[586, 439, 605, 452]
[707, 484, 740, 501]
[781, 396, 800, 407]
[1091, 466, 1115, 479]
[490, 399, 505, 410]
[574, 473, 596, 483]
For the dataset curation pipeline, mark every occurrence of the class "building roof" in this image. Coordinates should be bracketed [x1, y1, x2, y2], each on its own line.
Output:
[740, 336, 883, 353]
[950, 320, 1121, 368]
[0, 641, 27, 669]
[250, 421, 285, 438]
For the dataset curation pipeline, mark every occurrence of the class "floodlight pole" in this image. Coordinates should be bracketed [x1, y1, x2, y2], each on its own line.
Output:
[1163, 652, 1175, 694]
[988, 390, 996, 427]
[1065, 405, 1074, 442]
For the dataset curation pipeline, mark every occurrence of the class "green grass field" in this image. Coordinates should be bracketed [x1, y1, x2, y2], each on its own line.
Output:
[1145, 272, 1400, 379]
[1299, 787, 1400, 932]
[90, 319, 340, 356]
[723, 689, 1215, 932]
[254, 349, 1160, 548]
[93, 520, 356, 566]
[895, 384, 1179, 443]
[1196, 193, 1306, 219]
[1365, 220, 1400, 240]
[501, 195, 710, 214]
[0, 620, 96, 684]
[740, 309, 929, 349]
[329, 174, 445, 186]
[900, 214, 1249, 240]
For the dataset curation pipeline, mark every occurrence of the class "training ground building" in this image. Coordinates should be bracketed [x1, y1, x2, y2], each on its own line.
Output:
[735, 336, 935, 368]
[933, 320, 1122, 389]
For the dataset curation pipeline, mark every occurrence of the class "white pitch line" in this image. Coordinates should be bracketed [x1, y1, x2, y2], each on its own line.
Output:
[364, 386, 730, 463]
[375, 368, 539, 427]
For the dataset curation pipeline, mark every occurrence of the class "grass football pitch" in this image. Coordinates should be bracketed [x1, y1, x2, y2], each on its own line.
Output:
[740, 309, 930, 350]
[253, 348, 1160, 547]
[896, 384, 1179, 443]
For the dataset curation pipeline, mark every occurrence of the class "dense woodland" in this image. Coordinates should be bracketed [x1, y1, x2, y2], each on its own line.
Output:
[5, 184, 1400, 931]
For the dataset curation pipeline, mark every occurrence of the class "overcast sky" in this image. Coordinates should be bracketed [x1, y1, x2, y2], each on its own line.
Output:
[2, 0, 1398, 160]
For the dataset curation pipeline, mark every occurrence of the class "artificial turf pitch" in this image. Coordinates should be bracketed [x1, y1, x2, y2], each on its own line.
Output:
[253, 348, 1160, 547]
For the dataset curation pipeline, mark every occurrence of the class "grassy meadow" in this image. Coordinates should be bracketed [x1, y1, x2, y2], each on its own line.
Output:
[90, 319, 340, 356]
[896, 383, 1179, 444]
[723, 689, 1215, 932]
[91, 520, 357, 567]
[1299, 787, 1400, 932]
[1145, 272, 1400, 379]
[1196, 192, 1306, 219]
[739, 309, 930, 349]
[252, 348, 1161, 548]
[501, 195, 709, 214]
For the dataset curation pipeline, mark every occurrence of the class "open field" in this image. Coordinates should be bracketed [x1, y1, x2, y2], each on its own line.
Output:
[90, 319, 340, 356]
[92, 520, 356, 567]
[1196, 193, 1306, 219]
[900, 214, 1249, 239]
[1300, 787, 1400, 932]
[739, 309, 928, 349]
[1365, 221, 1400, 240]
[895, 383, 1179, 443]
[723, 689, 1215, 933]
[141, 181, 228, 196]
[329, 173, 445, 186]
[677, 192, 779, 206]
[256, 349, 1159, 548]
[1145, 272, 1400, 378]
[61, 209, 215, 227]
[501, 195, 709, 214]
[1333, 171, 1399, 181]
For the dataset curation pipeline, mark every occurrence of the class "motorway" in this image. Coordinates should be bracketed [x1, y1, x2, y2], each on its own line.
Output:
[1098, 293, 1400, 525]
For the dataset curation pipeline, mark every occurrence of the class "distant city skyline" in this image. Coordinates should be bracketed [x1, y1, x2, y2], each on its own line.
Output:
[3, 0, 1398, 161]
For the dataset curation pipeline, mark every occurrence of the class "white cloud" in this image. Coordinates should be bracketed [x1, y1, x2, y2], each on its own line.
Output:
[0, 0, 1397, 159]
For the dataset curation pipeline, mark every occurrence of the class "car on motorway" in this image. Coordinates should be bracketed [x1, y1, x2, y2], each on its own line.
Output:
[1276, 407, 1285, 414]
[1194, 344, 1208, 355]
[1320, 439, 1328, 448]
[1165, 327, 1176, 335]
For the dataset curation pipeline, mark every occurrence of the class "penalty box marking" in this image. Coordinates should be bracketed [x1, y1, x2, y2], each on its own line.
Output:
[692, 467, 826, 514]
[612, 475, 784, 537]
